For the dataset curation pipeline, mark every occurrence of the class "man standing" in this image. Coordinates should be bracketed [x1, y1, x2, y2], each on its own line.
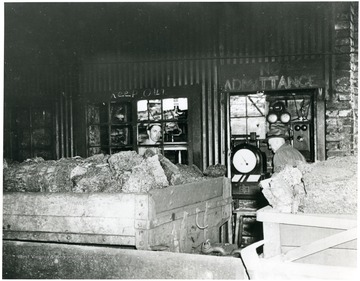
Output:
[267, 125, 306, 173]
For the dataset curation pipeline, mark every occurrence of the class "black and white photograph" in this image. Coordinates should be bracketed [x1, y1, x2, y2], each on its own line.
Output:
[2, 1, 358, 279]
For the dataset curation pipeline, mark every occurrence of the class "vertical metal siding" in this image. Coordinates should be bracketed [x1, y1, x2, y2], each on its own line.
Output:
[6, 3, 334, 168]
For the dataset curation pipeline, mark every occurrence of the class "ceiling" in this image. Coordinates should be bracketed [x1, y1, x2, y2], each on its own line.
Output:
[4, 2, 222, 65]
[4, 2, 327, 65]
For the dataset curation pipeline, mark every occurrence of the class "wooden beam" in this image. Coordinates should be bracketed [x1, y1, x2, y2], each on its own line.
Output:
[257, 206, 357, 230]
[273, 227, 357, 262]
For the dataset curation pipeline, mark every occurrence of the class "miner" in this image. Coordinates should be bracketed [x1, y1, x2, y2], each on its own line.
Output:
[267, 124, 306, 173]
[138, 123, 162, 156]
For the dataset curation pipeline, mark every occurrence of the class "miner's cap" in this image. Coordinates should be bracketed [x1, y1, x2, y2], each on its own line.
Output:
[266, 125, 289, 140]
[146, 123, 161, 130]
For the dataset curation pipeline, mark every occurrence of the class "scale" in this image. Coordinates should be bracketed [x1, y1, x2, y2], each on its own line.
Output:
[231, 132, 268, 205]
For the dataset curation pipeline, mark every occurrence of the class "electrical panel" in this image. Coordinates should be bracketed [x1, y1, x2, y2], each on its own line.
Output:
[291, 120, 314, 162]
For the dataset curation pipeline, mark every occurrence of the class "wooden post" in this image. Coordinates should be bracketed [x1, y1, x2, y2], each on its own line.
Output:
[262, 222, 281, 258]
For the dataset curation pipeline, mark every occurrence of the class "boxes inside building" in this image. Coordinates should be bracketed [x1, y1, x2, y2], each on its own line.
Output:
[2, 2, 358, 280]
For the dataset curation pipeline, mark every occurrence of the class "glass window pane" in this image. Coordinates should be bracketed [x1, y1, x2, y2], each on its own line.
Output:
[163, 98, 175, 111]
[164, 122, 187, 142]
[247, 96, 266, 116]
[247, 117, 267, 139]
[88, 125, 101, 146]
[111, 126, 129, 146]
[87, 104, 100, 124]
[111, 103, 129, 123]
[287, 98, 312, 121]
[231, 118, 247, 135]
[178, 98, 188, 110]
[163, 98, 188, 120]
[230, 96, 246, 117]
[137, 100, 148, 121]
[88, 147, 102, 156]
[148, 99, 162, 121]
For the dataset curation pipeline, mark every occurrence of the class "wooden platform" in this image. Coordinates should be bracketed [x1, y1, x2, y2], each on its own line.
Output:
[240, 206, 358, 280]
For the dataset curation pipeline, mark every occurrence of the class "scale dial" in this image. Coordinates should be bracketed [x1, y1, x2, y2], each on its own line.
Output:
[232, 148, 258, 174]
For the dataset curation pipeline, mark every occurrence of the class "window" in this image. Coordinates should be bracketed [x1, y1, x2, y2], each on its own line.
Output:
[12, 105, 53, 161]
[137, 98, 188, 164]
[86, 97, 189, 164]
[87, 101, 132, 156]
[230, 93, 267, 139]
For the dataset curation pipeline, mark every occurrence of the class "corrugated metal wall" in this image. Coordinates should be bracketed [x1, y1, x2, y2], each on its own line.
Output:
[5, 2, 334, 167]
[4, 64, 78, 101]
[79, 59, 223, 169]
[77, 3, 332, 168]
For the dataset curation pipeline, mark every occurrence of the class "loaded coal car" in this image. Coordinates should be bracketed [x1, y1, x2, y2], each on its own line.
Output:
[2, 151, 247, 279]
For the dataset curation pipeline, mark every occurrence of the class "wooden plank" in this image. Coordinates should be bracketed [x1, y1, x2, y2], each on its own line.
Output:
[3, 231, 135, 246]
[280, 223, 358, 249]
[149, 209, 224, 253]
[281, 246, 358, 267]
[3, 192, 137, 218]
[149, 177, 226, 213]
[151, 197, 231, 228]
[222, 176, 231, 198]
[3, 215, 136, 236]
[262, 222, 281, 258]
[253, 258, 357, 280]
[257, 206, 357, 229]
[241, 240, 357, 280]
[277, 227, 357, 262]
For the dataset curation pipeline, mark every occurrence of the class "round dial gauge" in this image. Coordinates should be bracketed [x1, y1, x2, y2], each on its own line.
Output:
[232, 148, 258, 174]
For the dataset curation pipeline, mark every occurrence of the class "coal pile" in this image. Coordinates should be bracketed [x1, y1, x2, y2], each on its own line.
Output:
[260, 156, 357, 215]
[3, 150, 207, 193]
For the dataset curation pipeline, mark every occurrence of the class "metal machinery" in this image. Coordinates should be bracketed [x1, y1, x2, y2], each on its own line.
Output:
[231, 132, 268, 207]
[230, 132, 269, 248]
[266, 90, 315, 162]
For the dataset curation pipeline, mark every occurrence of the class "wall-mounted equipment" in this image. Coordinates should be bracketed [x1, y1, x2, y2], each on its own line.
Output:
[291, 120, 313, 161]
[266, 90, 315, 162]
[231, 133, 268, 203]
[266, 101, 291, 124]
